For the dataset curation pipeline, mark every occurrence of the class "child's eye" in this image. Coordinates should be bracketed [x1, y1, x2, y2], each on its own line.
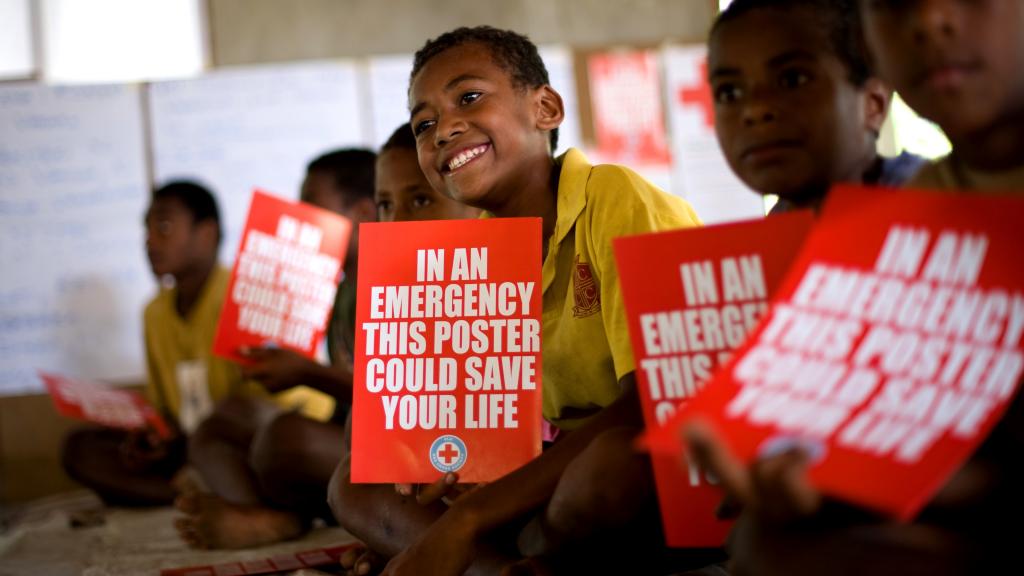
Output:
[157, 220, 173, 235]
[412, 195, 433, 209]
[413, 119, 435, 136]
[459, 91, 482, 106]
[713, 84, 742, 104]
[779, 70, 811, 89]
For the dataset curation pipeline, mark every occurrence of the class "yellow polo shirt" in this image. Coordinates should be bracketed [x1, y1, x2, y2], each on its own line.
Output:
[910, 154, 1024, 192]
[542, 149, 701, 430]
[144, 265, 334, 430]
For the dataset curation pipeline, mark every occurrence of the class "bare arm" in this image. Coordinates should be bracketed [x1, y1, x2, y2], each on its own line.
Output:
[240, 346, 353, 402]
[381, 373, 643, 576]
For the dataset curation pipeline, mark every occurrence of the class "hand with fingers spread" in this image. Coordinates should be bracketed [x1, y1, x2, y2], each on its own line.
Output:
[395, 472, 484, 507]
[239, 346, 318, 393]
[684, 420, 822, 524]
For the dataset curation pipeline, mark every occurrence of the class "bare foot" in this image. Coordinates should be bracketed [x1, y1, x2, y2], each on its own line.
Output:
[174, 492, 305, 549]
[170, 466, 206, 497]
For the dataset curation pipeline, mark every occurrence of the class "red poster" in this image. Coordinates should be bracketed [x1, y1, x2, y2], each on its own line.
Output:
[646, 185, 1024, 520]
[160, 544, 357, 576]
[40, 371, 170, 438]
[615, 211, 813, 547]
[351, 218, 543, 483]
[588, 50, 672, 166]
[213, 189, 351, 363]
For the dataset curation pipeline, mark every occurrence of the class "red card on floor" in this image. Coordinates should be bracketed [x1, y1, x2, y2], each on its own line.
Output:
[40, 371, 170, 438]
[645, 185, 1024, 520]
[159, 543, 358, 576]
[213, 189, 351, 363]
[351, 218, 543, 483]
[615, 211, 813, 547]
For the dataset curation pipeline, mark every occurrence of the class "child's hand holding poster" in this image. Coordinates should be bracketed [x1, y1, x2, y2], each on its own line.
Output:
[351, 218, 542, 483]
[646, 185, 1024, 520]
[614, 211, 814, 547]
[41, 371, 170, 438]
[214, 190, 351, 363]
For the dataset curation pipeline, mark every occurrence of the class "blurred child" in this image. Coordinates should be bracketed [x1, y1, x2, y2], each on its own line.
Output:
[375, 123, 482, 222]
[175, 150, 377, 549]
[341, 27, 701, 576]
[62, 181, 247, 506]
[330, 124, 482, 575]
[710, 0, 923, 213]
[688, 1, 1024, 573]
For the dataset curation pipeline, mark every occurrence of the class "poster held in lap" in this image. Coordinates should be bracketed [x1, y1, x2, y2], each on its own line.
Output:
[351, 218, 543, 483]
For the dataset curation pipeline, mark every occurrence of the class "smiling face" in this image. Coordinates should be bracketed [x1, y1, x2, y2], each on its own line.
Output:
[710, 6, 885, 202]
[375, 147, 481, 222]
[408, 42, 556, 211]
[859, 0, 1024, 143]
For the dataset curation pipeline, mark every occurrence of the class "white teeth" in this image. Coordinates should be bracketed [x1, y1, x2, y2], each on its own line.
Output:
[447, 145, 487, 171]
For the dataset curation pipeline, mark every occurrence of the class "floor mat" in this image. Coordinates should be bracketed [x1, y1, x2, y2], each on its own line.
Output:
[0, 491, 355, 576]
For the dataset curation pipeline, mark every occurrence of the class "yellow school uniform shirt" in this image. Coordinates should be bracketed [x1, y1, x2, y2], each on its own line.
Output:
[144, 265, 334, 428]
[541, 149, 702, 430]
[910, 154, 1024, 192]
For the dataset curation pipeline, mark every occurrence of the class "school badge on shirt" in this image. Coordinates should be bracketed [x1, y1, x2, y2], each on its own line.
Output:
[572, 255, 601, 318]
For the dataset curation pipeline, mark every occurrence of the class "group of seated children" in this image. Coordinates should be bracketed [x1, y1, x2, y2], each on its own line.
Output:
[63, 0, 1023, 574]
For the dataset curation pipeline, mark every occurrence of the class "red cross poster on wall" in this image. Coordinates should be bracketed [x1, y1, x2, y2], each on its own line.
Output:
[351, 218, 543, 483]
[663, 45, 762, 223]
[588, 50, 671, 167]
[213, 190, 351, 363]
[615, 211, 814, 547]
[645, 185, 1024, 520]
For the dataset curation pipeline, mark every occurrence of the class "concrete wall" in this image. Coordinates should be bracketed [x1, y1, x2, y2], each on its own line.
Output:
[208, 0, 716, 65]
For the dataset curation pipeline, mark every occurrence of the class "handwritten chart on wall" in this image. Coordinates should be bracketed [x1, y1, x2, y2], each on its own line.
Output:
[0, 83, 151, 395]
[149, 61, 368, 261]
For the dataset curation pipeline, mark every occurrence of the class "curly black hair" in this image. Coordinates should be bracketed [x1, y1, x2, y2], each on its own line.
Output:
[410, 26, 559, 151]
[152, 180, 222, 243]
[382, 122, 417, 153]
[306, 148, 377, 202]
[712, 0, 871, 87]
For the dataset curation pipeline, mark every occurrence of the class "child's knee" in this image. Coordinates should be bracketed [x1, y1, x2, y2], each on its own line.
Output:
[61, 428, 99, 478]
[546, 426, 651, 530]
[249, 412, 305, 483]
[326, 456, 354, 525]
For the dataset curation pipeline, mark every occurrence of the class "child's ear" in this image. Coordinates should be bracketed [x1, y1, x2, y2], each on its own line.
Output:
[862, 77, 891, 135]
[196, 220, 219, 251]
[534, 85, 565, 132]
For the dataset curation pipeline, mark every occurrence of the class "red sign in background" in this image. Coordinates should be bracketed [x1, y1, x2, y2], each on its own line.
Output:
[213, 189, 351, 363]
[41, 371, 170, 438]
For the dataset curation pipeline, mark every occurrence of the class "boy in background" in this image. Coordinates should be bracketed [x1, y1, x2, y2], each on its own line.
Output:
[63, 181, 249, 506]
[689, 1, 1024, 573]
[710, 0, 923, 214]
[175, 150, 378, 549]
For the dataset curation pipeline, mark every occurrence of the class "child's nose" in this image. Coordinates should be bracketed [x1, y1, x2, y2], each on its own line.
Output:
[909, 0, 959, 44]
[741, 90, 779, 127]
[434, 113, 467, 146]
